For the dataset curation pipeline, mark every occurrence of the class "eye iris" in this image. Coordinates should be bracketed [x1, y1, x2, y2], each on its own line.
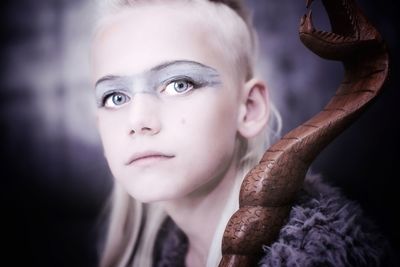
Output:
[174, 81, 189, 92]
[112, 94, 126, 105]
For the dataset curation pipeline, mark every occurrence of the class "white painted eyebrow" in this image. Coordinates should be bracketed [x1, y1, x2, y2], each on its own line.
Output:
[94, 60, 218, 87]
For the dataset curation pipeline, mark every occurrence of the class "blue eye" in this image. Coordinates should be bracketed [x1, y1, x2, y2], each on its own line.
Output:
[104, 92, 130, 108]
[164, 79, 194, 95]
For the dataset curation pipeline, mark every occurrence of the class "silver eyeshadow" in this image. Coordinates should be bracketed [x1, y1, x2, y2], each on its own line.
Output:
[94, 60, 222, 107]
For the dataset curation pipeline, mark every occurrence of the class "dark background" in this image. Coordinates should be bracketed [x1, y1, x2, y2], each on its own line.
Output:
[1, 0, 399, 266]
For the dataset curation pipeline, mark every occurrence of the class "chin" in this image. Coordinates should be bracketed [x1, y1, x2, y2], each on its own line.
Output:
[131, 191, 186, 203]
[125, 182, 190, 203]
[119, 171, 201, 202]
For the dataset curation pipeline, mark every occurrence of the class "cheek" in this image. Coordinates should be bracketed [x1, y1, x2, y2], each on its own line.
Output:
[202, 94, 239, 137]
[167, 92, 239, 152]
[97, 112, 127, 161]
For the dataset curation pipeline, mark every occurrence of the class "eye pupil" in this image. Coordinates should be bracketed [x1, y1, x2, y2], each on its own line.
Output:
[163, 79, 194, 96]
[113, 94, 125, 105]
[174, 81, 188, 92]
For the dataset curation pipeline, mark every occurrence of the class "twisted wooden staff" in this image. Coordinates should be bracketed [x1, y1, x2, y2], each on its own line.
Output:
[219, 0, 389, 266]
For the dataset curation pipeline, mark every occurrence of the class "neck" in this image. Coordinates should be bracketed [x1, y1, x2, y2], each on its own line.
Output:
[161, 156, 239, 267]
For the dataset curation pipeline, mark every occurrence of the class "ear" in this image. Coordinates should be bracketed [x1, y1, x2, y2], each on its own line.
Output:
[237, 78, 269, 138]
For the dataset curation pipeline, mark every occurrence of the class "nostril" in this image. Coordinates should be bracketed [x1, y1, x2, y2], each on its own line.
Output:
[142, 127, 152, 132]
[129, 127, 155, 135]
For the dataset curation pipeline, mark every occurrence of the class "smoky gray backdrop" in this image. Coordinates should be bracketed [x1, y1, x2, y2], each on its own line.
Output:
[1, 0, 399, 266]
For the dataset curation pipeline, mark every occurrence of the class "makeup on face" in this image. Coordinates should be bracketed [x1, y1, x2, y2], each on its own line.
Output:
[94, 60, 222, 108]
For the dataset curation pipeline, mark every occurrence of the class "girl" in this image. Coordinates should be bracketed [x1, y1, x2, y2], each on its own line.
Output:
[90, 0, 391, 266]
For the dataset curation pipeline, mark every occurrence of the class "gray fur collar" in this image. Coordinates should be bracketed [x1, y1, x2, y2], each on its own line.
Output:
[153, 175, 392, 267]
[260, 175, 391, 266]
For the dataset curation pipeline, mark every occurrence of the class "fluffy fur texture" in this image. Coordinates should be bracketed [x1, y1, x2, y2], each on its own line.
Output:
[153, 175, 393, 267]
[260, 175, 392, 267]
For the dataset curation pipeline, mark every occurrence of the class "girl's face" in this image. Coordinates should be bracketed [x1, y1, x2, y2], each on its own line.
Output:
[92, 5, 244, 202]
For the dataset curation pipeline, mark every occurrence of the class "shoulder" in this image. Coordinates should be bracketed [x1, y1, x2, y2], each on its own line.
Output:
[260, 174, 393, 267]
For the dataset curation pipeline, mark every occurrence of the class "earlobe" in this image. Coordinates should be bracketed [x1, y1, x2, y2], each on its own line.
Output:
[237, 78, 270, 138]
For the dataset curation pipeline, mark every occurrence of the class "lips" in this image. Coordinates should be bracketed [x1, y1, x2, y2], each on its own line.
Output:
[125, 151, 175, 166]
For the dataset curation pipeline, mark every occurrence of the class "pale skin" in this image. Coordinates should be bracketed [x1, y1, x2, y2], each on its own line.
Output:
[91, 3, 269, 267]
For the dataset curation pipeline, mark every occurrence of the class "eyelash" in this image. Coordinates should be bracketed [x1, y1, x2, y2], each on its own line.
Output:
[162, 77, 200, 95]
[101, 89, 129, 107]
[99, 77, 203, 108]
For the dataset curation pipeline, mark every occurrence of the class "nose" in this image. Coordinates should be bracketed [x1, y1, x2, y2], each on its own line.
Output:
[127, 93, 161, 136]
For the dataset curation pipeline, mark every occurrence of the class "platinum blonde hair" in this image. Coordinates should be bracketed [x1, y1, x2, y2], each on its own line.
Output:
[93, 1, 282, 266]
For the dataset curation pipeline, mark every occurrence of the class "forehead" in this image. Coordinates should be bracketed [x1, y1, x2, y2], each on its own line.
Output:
[91, 3, 234, 81]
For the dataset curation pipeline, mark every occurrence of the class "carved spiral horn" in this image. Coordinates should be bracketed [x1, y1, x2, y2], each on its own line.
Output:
[219, 0, 389, 266]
